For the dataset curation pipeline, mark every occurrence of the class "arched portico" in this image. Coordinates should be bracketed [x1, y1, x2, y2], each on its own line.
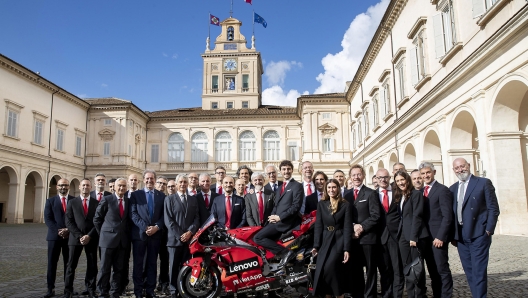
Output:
[403, 143, 417, 171]
[423, 129, 444, 183]
[0, 165, 21, 223]
[448, 109, 480, 176]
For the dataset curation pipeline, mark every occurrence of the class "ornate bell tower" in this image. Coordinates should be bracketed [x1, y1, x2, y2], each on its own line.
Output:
[201, 17, 263, 110]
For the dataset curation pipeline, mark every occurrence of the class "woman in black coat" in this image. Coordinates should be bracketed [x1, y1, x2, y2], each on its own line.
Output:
[394, 170, 430, 297]
[311, 179, 352, 298]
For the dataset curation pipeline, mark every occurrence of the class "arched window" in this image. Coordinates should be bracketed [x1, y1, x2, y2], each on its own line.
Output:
[227, 26, 234, 41]
[191, 132, 208, 162]
[239, 131, 256, 161]
[263, 130, 280, 161]
[168, 133, 184, 162]
[215, 131, 232, 162]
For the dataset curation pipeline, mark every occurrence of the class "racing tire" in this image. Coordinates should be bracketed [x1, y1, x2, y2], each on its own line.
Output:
[177, 265, 222, 298]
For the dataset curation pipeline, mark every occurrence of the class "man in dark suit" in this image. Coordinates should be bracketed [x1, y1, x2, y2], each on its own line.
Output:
[264, 164, 283, 197]
[254, 160, 303, 267]
[165, 175, 201, 298]
[299, 161, 315, 214]
[450, 158, 500, 298]
[63, 178, 99, 298]
[187, 172, 201, 196]
[94, 178, 130, 298]
[419, 162, 454, 298]
[245, 172, 274, 226]
[44, 178, 74, 298]
[333, 169, 347, 196]
[90, 173, 111, 202]
[344, 165, 381, 298]
[120, 173, 139, 296]
[375, 168, 404, 298]
[197, 173, 219, 225]
[237, 165, 255, 195]
[211, 176, 246, 228]
[304, 171, 327, 215]
[211, 166, 226, 195]
[130, 170, 165, 298]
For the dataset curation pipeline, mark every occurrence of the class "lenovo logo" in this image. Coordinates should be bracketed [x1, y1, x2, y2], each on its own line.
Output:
[227, 257, 259, 274]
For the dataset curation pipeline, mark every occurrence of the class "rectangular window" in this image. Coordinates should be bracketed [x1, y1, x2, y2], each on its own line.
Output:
[7, 110, 18, 137]
[473, 0, 499, 18]
[34, 120, 43, 144]
[75, 136, 82, 156]
[104, 118, 112, 126]
[103, 142, 110, 156]
[323, 138, 334, 152]
[287, 141, 298, 161]
[151, 144, 159, 163]
[226, 102, 234, 109]
[211, 102, 218, 109]
[410, 31, 427, 86]
[242, 101, 249, 108]
[322, 112, 331, 120]
[212, 75, 219, 91]
[382, 81, 391, 116]
[433, 2, 457, 58]
[56, 129, 64, 151]
[396, 62, 407, 100]
[242, 74, 249, 91]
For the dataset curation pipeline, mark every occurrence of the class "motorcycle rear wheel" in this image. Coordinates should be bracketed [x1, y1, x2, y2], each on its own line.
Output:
[177, 265, 222, 298]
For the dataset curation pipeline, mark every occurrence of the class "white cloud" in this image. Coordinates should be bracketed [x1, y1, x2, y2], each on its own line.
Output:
[101, 83, 108, 88]
[262, 85, 308, 107]
[265, 60, 302, 86]
[162, 52, 168, 57]
[172, 53, 178, 59]
[314, 0, 389, 94]
[77, 93, 87, 98]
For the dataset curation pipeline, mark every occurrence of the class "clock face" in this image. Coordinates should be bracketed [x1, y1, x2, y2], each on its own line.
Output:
[224, 59, 237, 71]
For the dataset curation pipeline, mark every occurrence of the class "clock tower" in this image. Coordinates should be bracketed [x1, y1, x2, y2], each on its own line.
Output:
[201, 17, 263, 110]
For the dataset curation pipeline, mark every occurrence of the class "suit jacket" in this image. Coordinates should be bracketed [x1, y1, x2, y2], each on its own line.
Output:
[449, 175, 500, 241]
[264, 181, 283, 198]
[44, 195, 75, 241]
[65, 196, 99, 246]
[90, 190, 112, 201]
[376, 188, 401, 245]
[93, 194, 130, 248]
[344, 185, 381, 245]
[130, 189, 165, 241]
[211, 194, 246, 228]
[423, 181, 454, 242]
[245, 189, 274, 226]
[399, 190, 430, 242]
[210, 184, 221, 194]
[195, 192, 219, 226]
[272, 179, 303, 232]
[304, 192, 319, 215]
[164, 193, 200, 247]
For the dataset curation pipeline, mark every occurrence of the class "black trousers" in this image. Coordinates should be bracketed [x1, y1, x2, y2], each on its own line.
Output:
[158, 229, 170, 286]
[377, 237, 404, 298]
[132, 238, 161, 296]
[47, 239, 69, 290]
[399, 238, 426, 298]
[362, 244, 378, 298]
[348, 241, 365, 298]
[119, 242, 131, 294]
[97, 245, 127, 296]
[168, 246, 191, 294]
[423, 238, 453, 298]
[64, 244, 98, 294]
[253, 223, 288, 255]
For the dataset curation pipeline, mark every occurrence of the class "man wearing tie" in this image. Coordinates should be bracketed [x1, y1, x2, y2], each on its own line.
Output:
[130, 170, 165, 298]
[299, 161, 315, 214]
[264, 164, 282, 197]
[450, 158, 500, 298]
[375, 168, 404, 298]
[187, 172, 200, 196]
[344, 165, 380, 298]
[196, 173, 219, 225]
[333, 169, 347, 196]
[211, 176, 247, 228]
[94, 178, 130, 298]
[211, 166, 226, 195]
[64, 179, 99, 298]
[419, 162, 454, 298]
[90, 173, 111, 202]
[303, 171, 327, 215]
[44, 178, 74, 298]
[165, 175, 201, 298]
[246, 172, 274, 226]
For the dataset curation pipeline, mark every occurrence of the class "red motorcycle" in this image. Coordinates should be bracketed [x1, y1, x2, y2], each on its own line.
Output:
[176, 211, 317, 298]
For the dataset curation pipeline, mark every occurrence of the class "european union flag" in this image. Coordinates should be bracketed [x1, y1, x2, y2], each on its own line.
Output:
[254, 12, 267, 28]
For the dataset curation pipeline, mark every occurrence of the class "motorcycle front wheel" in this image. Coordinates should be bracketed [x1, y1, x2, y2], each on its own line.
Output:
[177, 265, 222, 298]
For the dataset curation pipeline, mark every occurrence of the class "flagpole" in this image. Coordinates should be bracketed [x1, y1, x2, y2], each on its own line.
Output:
[208, 12, 211, 40]
[230, 0, 233, 17]
[252, 10, 255, 36]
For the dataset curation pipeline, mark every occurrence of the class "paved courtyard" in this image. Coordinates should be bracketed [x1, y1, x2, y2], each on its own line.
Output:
[0, 223, 527, 298]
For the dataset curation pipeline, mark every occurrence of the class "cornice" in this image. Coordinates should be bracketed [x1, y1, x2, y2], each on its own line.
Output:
[149, 113, 301, 122]
[201, 52, 261, 58]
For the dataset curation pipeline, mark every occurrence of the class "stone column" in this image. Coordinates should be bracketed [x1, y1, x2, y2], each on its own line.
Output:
[6, 182, 22, 224]
[33, 185, 45, 223]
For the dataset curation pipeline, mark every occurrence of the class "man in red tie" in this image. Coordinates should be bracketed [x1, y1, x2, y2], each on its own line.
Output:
[197, 173, 219, 225]
[375, 168, 404, 298]
[90, 173, 111, 202]
[303, 171, 327, 215]
[211, 176, 246, 229]
[63, 179, 99, 298]
[44, 178, 74, 298]
[236, 165, 254, 195]
[245, 172, 274, 226]
[343, 165, 381, 298]
[187, 173, 200, 195]
[211, 166, 226, 195]
[299, 161, 314, 214]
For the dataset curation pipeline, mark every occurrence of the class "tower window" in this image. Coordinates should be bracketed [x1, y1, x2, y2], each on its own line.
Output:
[226, 102, 234, 109]
[242, 101, 249, 108]
[242, 74, 249, 92]
[227, 26, 234, 41]
[211, 102, 219, 109]
[212, 75, 218, 93]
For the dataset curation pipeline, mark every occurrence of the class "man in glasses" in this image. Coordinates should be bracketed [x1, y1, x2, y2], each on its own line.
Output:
[263, 164, 282, 197]
[187, 173, 200, 196]
[156, 176, 168, 195]
[211, 166, 226, 194]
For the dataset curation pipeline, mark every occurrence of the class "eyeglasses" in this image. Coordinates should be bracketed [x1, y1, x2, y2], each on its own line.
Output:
[167, 185, 176, 188]
[377, 176, 390, 180]
[156, 181, 167, 185]
[266, 172, 276, 176]
[215, 172, 226, 175]
[57, 184, 69, 187]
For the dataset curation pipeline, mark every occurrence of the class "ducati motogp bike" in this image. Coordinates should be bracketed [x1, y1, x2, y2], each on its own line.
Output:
[176, 212, 317, 298]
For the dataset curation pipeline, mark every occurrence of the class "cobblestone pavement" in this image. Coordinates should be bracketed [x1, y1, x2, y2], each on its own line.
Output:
[0, 223, 527, 298]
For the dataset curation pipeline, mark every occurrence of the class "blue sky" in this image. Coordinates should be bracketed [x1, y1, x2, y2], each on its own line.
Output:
[0, 0, 388, 111]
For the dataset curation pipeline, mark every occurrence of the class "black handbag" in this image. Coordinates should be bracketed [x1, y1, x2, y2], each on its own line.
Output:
[403, 247, 423, 285]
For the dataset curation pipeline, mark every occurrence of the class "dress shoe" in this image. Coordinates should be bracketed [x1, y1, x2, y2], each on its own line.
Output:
[62, 292, 72, 298]
[81, 290, 90, 295]
[161, 284, 170, 296]
[43, 289, 55, 298]
[87, 290, 98, 298]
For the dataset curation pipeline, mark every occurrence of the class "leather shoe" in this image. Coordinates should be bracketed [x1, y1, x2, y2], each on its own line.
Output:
[87, 290, 98, 298]
[146, 294, 158, 298]
[43, 289, 55, 298]
[62, 292, 72, 298]
[279, 250, 295, 266]
[81, 290, 90, 295]
[161, 284, 170, 296]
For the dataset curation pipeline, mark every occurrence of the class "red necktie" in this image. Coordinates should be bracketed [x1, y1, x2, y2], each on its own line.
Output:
[61, 197, 67, 213]
[244, 187, 247, 195]
[257, 191, 264, 222]
[218, 185, 223, 195]
[97, 192, 102, 202]
[119, 198, 124, 218]
[225, 196, 231, 229]
[204, 194, 209, 208]
[354, 188, 359, 200]
[306, 183, 312, 196]
[192, 190, 196, 196]
[382, 189, 389, 213]
[83, 198, 88, 216]
[280, 182, 287, 196]
[424, 185, 430, 197]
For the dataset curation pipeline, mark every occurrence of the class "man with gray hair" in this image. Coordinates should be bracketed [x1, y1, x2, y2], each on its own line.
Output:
[91, 173, 111, 202]
[264, 164, 282, 197]
[419, 161, 454, 298]
[196, 173, 219, 225]
[246, 172, 274, 226]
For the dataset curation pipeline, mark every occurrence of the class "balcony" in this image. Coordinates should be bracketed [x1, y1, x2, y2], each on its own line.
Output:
[190, 163, 208, 170]
[215, 162, 232, 170]
[167, 163, 184, 170]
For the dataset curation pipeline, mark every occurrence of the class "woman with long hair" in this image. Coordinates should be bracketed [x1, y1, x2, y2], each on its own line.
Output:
[394, 170, 430, 297]
[311, 179, 352, 298]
